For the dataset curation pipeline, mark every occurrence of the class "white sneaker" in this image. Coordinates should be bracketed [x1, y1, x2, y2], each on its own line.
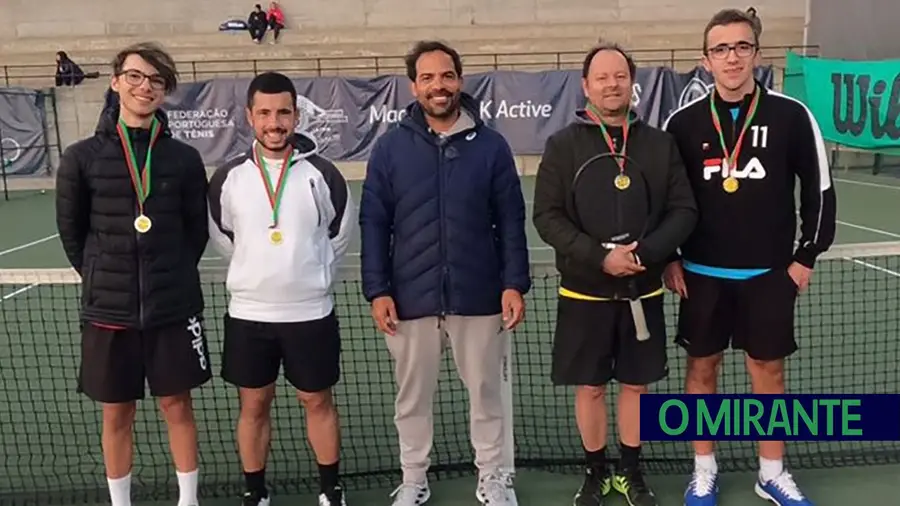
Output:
[318, 485, 348, 506]
[389, 481, 430, 506]
[241, 491, 270, 506]
[476, 472, 512, 506]
[500, 471, 518, 506]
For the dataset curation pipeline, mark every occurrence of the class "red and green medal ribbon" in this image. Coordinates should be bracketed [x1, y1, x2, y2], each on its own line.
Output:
[117, 117, 162, 229]
[709, 86, 760, 193]
[584, 103, 632, 190]
[253, 143, 293, 230]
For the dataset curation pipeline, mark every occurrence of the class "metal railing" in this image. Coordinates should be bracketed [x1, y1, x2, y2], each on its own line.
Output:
[2, 44, 819, 88]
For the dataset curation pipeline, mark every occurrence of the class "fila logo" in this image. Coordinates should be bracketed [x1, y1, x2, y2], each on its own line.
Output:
[703, 156, 767, 181]
[186, 316, 208, 371]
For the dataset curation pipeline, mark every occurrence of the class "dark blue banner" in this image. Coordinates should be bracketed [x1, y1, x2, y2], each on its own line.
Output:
[641, 394, 900, 441]
[154, 65, 775, 167]
[0, 88, 50, 176]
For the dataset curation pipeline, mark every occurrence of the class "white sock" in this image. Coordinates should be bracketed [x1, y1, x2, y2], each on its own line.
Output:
[107, 473, 132, 506]
[177, 468, 199, 506]
[695, 454, 718, 475]
[759, 457, 783, 482]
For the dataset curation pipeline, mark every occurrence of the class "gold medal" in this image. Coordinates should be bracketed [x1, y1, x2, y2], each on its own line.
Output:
[255, 144, 293, 248]
[118, 117, 161, 237]
[269, 229, 283, 245]
[723, 177, 739, 193]
[134, 214, 152, 233]
[614, 174, 631, 190]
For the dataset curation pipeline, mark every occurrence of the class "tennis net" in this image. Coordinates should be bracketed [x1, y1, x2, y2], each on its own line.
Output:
[1, 241, 898, 504]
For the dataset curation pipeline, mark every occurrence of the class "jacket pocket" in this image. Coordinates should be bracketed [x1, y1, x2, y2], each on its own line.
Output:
[315, 235, 336, 293]
[82, 257, 97, 305]
[309, 179, 322, 227]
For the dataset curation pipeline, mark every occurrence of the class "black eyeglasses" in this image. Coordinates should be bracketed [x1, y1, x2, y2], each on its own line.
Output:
[706, 42, 757, 60]
[117, 69, 167, 91]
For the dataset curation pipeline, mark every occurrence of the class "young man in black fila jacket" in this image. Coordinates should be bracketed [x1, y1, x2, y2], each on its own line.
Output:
[533, 43, 697, 506]
[663, 9, 836, 506]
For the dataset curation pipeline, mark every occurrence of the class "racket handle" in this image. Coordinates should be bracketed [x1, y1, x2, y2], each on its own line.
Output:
[629, 299, 651, 341]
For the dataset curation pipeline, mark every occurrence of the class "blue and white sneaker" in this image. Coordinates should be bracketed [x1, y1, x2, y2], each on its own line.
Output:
[684, 469, 718, 506]
[754, 471, 814, 506]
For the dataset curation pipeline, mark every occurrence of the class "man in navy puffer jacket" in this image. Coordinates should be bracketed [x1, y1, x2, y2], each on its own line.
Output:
[359, 40, 530, 506]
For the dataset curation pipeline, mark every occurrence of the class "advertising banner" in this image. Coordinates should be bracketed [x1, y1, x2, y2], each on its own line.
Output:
[784, 51, 900, 153]
[0, 88, 50, 176]
[161, 65, 775, 166]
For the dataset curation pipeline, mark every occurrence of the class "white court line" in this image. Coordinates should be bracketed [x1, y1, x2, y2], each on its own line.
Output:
[1, 283, 40, 301]
[843, 258, 900, 279]
[837, 220, 900, 239]
[0, 234, 59, 257]
[834, 178, 900, 191]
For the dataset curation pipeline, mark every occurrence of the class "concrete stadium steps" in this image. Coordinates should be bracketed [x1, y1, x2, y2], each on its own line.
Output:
[1, 16, 804, 62]
[0, 16, 805, 55]
[1, 30, 804, 88]
[0, 16, 805, 88]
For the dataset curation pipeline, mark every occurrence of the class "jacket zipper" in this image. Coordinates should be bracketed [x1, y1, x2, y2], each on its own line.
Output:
[613, 132, 623, 300]
[310, 179, 321, 226]
[135, 204, 145, 328]
[730, 101, 738, 149]
[437, 139, 449, 316]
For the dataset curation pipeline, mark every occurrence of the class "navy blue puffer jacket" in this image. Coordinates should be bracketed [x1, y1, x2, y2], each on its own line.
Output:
[359, 94, 531, 321]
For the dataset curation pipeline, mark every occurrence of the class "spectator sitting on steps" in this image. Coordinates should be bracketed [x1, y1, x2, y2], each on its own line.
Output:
[267, 1, 286, 44]
[248, 4, 268, 44]
[55, 51, 99, 87]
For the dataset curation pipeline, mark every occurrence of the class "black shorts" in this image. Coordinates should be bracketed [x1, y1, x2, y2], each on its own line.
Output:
[221, 311, 341, 393]
[675, 268, 798, 361]
[551, 295, 668, 387]
[78, 315, 213, 403]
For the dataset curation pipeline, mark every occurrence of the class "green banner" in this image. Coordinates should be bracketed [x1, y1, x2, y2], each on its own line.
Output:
[784, 51, 900, 153]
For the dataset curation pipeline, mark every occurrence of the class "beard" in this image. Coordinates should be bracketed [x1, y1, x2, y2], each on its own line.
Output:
[421, 90, 461, 119]
[256, 127, 292, 153]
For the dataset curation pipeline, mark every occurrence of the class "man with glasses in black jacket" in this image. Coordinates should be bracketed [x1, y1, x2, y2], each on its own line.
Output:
[56, 42, 211, 506]
[663, 10, 835, 506]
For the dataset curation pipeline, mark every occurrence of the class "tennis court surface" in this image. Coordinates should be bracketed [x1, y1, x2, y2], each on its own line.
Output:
[0, 172, 898, 505]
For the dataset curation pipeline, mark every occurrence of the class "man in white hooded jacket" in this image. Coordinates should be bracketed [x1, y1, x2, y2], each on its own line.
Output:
[207, 72, 355, 506]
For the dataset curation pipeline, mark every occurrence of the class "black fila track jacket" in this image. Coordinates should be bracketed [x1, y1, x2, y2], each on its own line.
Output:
[663, 82, 837, 269]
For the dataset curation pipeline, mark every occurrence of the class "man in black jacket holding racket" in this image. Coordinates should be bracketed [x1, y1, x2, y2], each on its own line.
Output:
[533, 43, 697, 506]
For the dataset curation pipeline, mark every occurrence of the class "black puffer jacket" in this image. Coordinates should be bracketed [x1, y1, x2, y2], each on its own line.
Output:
[533, 111, 697, 300]
[55, 105, 209, 330]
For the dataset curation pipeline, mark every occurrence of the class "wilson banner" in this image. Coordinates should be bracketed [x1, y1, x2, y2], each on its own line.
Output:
[784, 51, 900, 153]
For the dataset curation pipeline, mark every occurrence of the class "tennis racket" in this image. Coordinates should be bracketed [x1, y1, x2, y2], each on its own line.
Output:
[570, 151, 653, 341]
[499, 331, 517, 505]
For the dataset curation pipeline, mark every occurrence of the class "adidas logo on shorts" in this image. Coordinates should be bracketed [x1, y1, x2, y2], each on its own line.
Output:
[186, 316, 207, 371]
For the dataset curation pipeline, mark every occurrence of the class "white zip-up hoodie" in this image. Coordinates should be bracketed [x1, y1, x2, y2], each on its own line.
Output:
[207, 132, 355, 323]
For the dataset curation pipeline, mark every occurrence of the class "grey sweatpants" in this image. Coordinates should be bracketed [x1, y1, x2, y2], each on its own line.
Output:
[385, 314, 515, 484]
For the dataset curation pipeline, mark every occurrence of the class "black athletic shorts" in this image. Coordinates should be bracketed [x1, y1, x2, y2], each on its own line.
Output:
[221, 311, 341, 393]
[78, 315, 213, 403]
[675, 268, 799, 361]
[551, 294, 668, 387]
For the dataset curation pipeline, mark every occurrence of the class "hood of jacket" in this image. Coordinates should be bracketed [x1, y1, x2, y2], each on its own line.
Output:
[95, 103, 173, 139]
[399, 92, 483, 139]
[246, 130, 320, 165]
[572, 105, 641, 127]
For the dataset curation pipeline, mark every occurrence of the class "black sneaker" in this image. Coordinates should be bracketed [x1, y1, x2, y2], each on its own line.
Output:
[611, 466, 657, 506]
[319, 484, 348, 506]
[574, 466, 612, 506]
[242, 490, 271, 506]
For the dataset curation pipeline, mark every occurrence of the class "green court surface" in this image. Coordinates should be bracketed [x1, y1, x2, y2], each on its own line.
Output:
[0, 172, 899, 505]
